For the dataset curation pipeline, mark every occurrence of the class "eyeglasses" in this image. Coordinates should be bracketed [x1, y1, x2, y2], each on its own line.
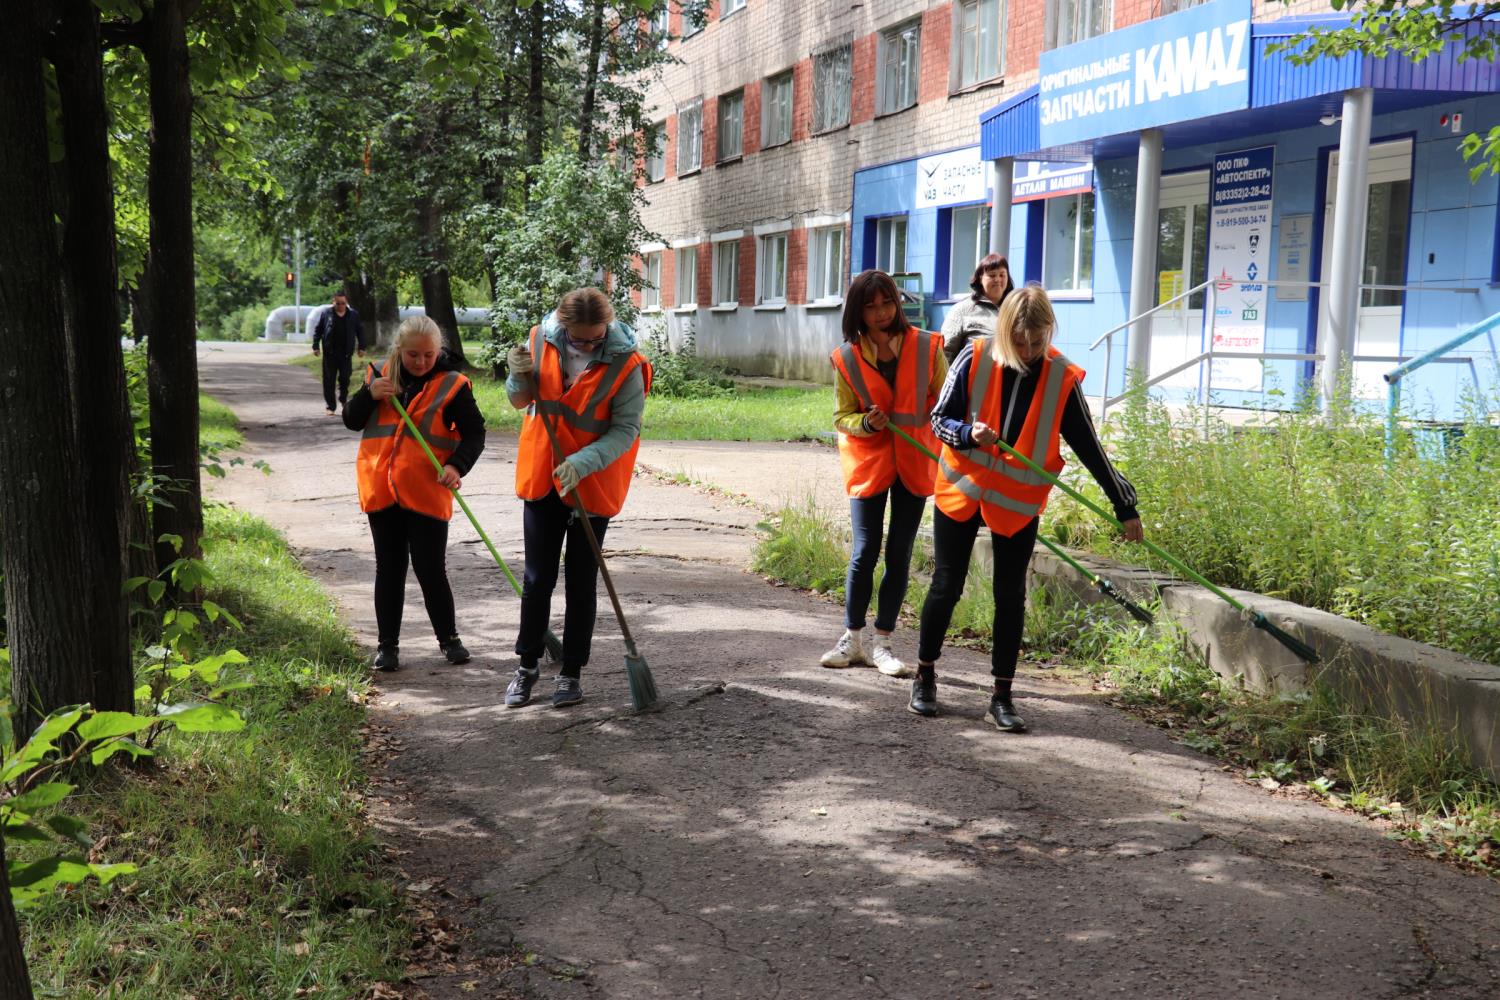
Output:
[565, 329, 608, 347]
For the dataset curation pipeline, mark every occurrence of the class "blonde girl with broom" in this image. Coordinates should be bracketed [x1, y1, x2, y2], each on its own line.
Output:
[344, 316, 486, 672]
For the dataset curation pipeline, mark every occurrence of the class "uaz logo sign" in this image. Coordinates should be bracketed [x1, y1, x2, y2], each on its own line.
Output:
[1135, 22, 1249, 104]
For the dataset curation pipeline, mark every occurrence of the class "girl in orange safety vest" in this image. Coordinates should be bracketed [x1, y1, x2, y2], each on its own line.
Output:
[344, 316, 486, 673]
[501, 287, 650, 710]
[822, 270, 949, 677]
[912, 285, 1143, 730]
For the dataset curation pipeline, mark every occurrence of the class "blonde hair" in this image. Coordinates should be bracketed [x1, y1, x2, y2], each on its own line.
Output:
[990, 284, 1055, 373]
[384, 315, 443, 393]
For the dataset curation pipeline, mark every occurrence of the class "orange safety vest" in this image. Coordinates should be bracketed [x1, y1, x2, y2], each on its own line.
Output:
[831, 329, 944, 498]
[934, 340, 1084, 537]
[515, 325, 652, 518]
[356, 362, 472, 521]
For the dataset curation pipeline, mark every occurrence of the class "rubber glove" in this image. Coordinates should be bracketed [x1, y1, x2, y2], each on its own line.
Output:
[507, 343, 534, 376]
[554, 460, 580, 496]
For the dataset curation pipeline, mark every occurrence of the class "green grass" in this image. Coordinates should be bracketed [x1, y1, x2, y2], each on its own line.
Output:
[200, 394, 243, 452]
[19, 506, 407, 997]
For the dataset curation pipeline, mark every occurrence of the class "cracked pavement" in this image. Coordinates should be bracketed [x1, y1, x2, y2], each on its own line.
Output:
[200, 343, 1500, 999]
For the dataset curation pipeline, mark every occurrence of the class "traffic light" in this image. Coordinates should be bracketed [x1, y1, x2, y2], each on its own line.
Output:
[282, 235, 294, 269]
[284, 271, 295, 288]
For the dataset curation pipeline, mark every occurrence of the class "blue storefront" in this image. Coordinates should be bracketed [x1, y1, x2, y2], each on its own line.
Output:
[851, 1, 1500, 418]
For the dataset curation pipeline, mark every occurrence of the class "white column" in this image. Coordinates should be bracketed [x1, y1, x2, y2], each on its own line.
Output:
[1126, 129, 1164, 379]
[1323, 87, 1374, 410]
[989, 157, 1014, 258]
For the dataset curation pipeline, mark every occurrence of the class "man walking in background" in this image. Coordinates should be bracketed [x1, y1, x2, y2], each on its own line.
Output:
[312, 288, 365, 415]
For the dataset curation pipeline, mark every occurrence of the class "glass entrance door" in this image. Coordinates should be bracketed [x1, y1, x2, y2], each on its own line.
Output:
[1152, 170, 1209, 390]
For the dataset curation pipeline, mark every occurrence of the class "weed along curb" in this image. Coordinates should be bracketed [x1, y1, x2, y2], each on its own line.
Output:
[1016, 540, 1500, 781]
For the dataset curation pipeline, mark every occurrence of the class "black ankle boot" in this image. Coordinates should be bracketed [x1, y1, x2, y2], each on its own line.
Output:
[908, 670, 938, 717]
[440, 636, 471, 665]
[987, 695, 1026, 732]
[373, 645, 400, 672]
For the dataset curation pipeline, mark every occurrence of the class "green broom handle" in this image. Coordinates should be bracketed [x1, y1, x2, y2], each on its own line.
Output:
[387, 394, 526, 599]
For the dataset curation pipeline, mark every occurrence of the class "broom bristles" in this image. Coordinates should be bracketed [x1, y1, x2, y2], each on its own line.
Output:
[626, 653, 658, 710]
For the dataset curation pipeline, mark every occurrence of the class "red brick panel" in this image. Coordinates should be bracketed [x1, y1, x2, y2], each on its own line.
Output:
[669, 8, 682, 41]
[706, 0, 720, 24]
[738, 237, 757, 307]
[1113, 0, 1154, 31]
[918, 5, 952, 104]
[664, 115, 677, 179]
[851, 35, 876, 125]
[630, 256, 644, 309]
[702, 95, 718, 169]
[743, 80, 762, 155]
[786, 228, 808, 305]
[660, 248, 676, 308]
[1007, 0, 1046, 77]
[791, 57, 814, 142]
[697, 242, 713, 303]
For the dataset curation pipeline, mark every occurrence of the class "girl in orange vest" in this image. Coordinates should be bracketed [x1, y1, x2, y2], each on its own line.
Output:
[823, 270, 949, 677]
[501, 288, 650, 709]
[913, 285, 1143, 729]
[344, 316, 486, 672]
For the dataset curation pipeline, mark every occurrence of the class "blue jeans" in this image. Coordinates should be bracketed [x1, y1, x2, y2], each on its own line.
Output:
[845, 479, 927, 632]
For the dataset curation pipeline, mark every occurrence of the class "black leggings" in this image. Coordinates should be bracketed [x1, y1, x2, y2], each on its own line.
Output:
[515, 490, 609, 678]
[917, 509, 1038, 681]
[368, 505, 456, 647]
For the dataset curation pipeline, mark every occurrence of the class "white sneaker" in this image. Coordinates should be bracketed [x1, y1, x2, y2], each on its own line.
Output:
[869, 637, 912, 677]
[820, 629, 865, 668]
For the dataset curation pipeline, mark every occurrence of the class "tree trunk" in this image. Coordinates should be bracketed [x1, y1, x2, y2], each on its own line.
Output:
[144, 0, 203, 571]
[53, 0, 135, 714]
[523, 0, 546, 190]
[0, 0, 96, 737]
[375, 282, 400, 352]
[417, 197, 464, 363]
[576, 0, 605, 163]
[0, 827, 34, 1000]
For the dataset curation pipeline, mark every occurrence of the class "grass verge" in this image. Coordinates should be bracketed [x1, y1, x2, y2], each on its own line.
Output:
[18, 505, 407, 997]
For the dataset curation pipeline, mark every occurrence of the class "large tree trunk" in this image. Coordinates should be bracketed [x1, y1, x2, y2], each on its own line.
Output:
[523, 0, 546, 190]
[0, 827, 34, 1000]
[0, 0, 96, 737]
[375, 282, 400, 352]
[417, 197, 464, 363]
[53, 0, 135, 714]
[144, 0, 203, 571]
[576, 0, 605, 163]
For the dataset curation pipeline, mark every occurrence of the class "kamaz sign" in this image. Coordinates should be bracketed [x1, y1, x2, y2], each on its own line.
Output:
[1038, 0, 1251, 147]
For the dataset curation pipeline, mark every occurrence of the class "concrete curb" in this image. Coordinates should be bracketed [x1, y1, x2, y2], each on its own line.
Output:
[1019, 543, 1500, 781]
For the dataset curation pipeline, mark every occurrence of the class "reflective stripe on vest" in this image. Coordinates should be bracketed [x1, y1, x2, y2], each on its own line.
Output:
[937, 455, 1043, 518]
[835, 330, 936, 427]
[530, 326, 633, 435]
[963, 343, 1074, 487]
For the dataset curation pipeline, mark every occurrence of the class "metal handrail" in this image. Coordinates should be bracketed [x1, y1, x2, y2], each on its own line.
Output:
[1089, 279, 1211, 351]
[1383, 309, 1500, 457]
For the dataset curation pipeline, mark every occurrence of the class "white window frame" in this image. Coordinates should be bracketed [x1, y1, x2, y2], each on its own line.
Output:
[682, 3, 702, 38]
[674, 245, 699, 308]
[721, 0, 746, 14]
[641, 251, 664, 311]
[651, 5, 670, 49]
[948, 205, 992, 299]
[877, 20, 921, 116]
[645, 122, 666, 183]
[807, 224, 846, 305]
[712, 236, 741, 308]
[1042, 192, 1095, 297]
[1046, 0, 1112, 51]
[717, 89, 744, 161]
[813, 45, 852, 134]
[874, 216, 908, 275]
[952, 0, 1005, 91]
[756, 230, 790, 306]
[762, 71, 793, 148]
[676, 99, 703, 175]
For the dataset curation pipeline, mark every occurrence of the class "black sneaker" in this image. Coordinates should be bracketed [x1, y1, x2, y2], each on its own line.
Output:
[551, 675, 584, 708]
[908, 673, 938, 717]
[505, 667, 539, 708]
[440, 637, 471, 665]
[987, 696, 1026, 733]
[373, 645, 400, 672]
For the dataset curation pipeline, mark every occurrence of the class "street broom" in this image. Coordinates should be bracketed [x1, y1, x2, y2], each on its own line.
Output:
[529, 376, 658, 711]
[387, 395, 565, 662]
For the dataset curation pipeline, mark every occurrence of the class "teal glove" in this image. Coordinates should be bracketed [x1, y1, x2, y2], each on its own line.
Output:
[554, 460, 580, 496]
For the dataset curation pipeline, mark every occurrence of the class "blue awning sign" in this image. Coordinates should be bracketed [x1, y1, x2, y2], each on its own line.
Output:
[1011, 160, 1093, 203]
[1038, 0, 1252, 147]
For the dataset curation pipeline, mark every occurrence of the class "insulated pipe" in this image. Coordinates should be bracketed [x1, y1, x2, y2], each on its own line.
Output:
[989, 157, 1014, 260]
[1323, 87, 1374, 411]
[1126, 129, 1164, 380]
[261, 304, 307, 341]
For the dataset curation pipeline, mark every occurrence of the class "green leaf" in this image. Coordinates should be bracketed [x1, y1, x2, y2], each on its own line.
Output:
[122, 576, 150, 595]
[89, 861, 137, 886]
[1, 821, 53, 844]
[157, 532, 184, 554]
[90, 737, 153, 767]
[1, 706, 86, 784]
[77, 712, 155, 742]
[8, 782, 75, 814]
[157, 702, 246, 733]
[146, 579, 167, 603]
[46, 815, 93, 849]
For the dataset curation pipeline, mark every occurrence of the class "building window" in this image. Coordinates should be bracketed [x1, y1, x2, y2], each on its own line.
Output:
[808, 225, 846, 303]
[875, 216, 908, 274]
[644, 122, 665, 183]
[1159, 0, 1209, 12]
[642, 252, 663, 310]
[722, 0, 746, 13]
[758, 233, 788, 304]
[878, 21, 921, 115]
[676, 100, 703, 174]
[651, 5, 669, 49]
[954, 0, 1004, 90]
[714, 241, 740, 305]
[717, 90, 744, 161]
[1046, 0, 1111, 50]
[813, 45, 852, 134]
[1043, 193, 1094, 294]
[683, 4, 702, 38]
[674, 246, 699, 307]
[948, 206, 991, 299]
[763, 72, 793, 148]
